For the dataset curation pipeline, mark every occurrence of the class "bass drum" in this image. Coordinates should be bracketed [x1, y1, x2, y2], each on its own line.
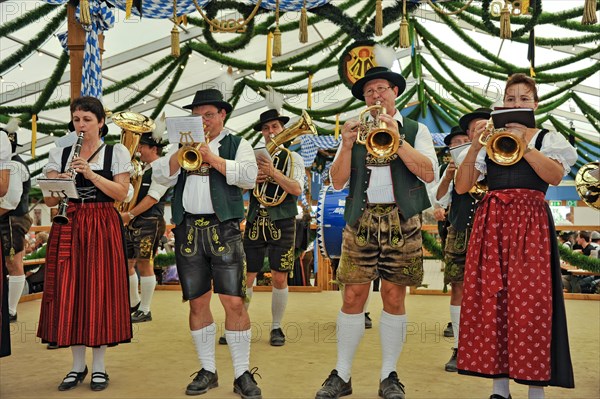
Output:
[316, 186, 348, 259]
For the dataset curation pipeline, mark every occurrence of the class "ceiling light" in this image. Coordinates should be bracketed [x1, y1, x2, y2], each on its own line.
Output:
[18, 64, 23, 70]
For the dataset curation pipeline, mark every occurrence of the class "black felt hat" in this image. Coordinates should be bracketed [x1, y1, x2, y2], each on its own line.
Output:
[458, 107, 492, 133]
[253, 109, 290, 132]
[68, 121, 109, 137]
[139, 132, 167, 147]
[443, 126, 468, 147]
[182, 89, 233, 113]
[351, 66, 407, 101]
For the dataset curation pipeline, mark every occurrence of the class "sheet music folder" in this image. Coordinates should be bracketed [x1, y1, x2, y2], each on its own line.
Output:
[37, 178, 78, 199]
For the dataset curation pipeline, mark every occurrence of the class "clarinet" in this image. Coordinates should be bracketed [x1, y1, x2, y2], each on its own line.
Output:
[53, 132, 85, 225]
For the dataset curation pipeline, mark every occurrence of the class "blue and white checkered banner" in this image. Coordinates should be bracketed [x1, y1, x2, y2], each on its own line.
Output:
[44, 0, 68, 4]
[110, 0, 209, 19]
[79, 1, 115, 98]
[251, 0, 331, 11]
[300, 134, 340, 168]
[250, 0, 332, 12]
[431, 132, 448, 147]
[56, 31, 68, 53]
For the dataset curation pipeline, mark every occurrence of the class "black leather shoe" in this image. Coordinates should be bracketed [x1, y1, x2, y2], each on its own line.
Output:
[315, 369, 352, 399]
[47, 343, 59, 350]
[219, 334, 228, 345]
[90, 371, 109, 391]
[233, 367, 262, 399]
[58, 366, 88, 391]
[130, 301, 140, 313]
[489, 395, 512, 399]
[364, 312, 372, 329]
[445, 348, 458, 372]
[269, 328, 285, 346]
[443, 322, 453, 337]
[186, 369, 218, 395]
[8, 313, 17, 323]
[131, 310, 152, 323]
[378, 371, 405, 399]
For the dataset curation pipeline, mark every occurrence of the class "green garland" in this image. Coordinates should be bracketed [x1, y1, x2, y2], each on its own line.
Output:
[422, 231, 443, 260]
[548, 115, 598, 147]
[571, 93, 600, 125]
[151, 49, 190, 120]
[104, 54, 176, 96]
[480, 0, 542, 38]
[200, 0, 258, 54]
[154, 252, 176, 268]
[0, 7, 66, 74]
[0, 3, 59, 37]
[559, 246, 600, 274]
[538, 76, 588, 102]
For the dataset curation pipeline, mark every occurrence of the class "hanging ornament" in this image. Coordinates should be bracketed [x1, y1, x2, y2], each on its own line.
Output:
[499, 0, 512, 39]
[375, 0, 383, 36]
[334, 114, 340, 141]
[125, 0, 133, 19]
[31, 114, 37, 158]
[273, 0, 282, 56]
[171, 0, 180, 57]
[307, 73, 313, 109]
[299, 0, 309, 43]
[582, 0, 598, 25]
[79, 0, 92, 25]
[399, 0, 410, 48]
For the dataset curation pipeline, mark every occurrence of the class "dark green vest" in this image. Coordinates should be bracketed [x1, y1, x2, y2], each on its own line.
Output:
[171, 134, 244, 225]
[344, 117, 431, 225]
[136, 168, 170, 218]
[246, 150, 298, 223]
[3, 155, 30, 217]
[448, 190, 477, 232]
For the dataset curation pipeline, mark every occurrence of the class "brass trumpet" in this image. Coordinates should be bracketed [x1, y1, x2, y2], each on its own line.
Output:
[177, 124, 209, 172]
[356, 102, 401, 159]
[478, 118, 525, 166]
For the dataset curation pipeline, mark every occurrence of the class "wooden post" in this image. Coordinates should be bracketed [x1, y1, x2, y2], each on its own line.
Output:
[67, 4, 104, 101]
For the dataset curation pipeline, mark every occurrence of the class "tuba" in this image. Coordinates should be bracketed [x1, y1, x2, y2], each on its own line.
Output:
[575, 162, 600, 210]
[478, 118, 525, 166]
[253, 110, 317, 207]
[112, 111, 155, 212]
[356, 102, 401, 159]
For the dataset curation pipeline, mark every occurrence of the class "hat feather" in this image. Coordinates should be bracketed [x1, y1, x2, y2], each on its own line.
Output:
[259, 86, 284, 112]
[152, 112, 166, 142]
[373, 44, 397, 69]
[5, 117, 20, 134]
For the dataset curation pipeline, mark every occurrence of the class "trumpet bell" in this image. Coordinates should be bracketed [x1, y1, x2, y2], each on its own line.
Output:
[486, 132, 524, 166]
[575, 162, 600, 210]
[177, 145, 203, 171]
[365, 128, 400, 158]
[53, 200, 69, 225]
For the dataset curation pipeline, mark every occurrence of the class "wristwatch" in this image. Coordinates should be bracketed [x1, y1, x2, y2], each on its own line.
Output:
[128, 212, 135, 220]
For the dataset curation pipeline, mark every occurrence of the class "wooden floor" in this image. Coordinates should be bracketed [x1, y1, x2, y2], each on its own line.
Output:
[1, 290, 599, 399]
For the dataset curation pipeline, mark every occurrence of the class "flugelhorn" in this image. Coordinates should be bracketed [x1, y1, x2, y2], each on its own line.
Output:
[53, 131, 84, 225]
[356, 102, 401, 159]
[478, 118, 525, 166]
[253, 110, 317, 207]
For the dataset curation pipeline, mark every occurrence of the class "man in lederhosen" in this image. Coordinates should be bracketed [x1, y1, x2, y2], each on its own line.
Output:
[0, 123, 32, 324]
[152, 89, 261, 398]
[244, 109, 305, 346]
[434, 110, 490, 373]
[120, 132, 170, 323]
[315, 66, 437, 399]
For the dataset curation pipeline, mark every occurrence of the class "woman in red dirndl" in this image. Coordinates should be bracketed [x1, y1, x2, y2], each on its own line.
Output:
[454, 74, 576, 399]
[38, 97, 133, 391]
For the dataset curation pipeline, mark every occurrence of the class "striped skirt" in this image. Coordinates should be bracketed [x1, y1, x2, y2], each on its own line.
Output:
[37, 202, 132, 347]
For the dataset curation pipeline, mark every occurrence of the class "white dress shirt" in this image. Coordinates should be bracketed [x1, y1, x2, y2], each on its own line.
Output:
[44, 143, 133, 177]
[0, 160, 29, 211]
[153, 129, 257, 215]
[331, 111, 438, 204]
[0, 131, 11, 165]
[145, 161, 170, 201]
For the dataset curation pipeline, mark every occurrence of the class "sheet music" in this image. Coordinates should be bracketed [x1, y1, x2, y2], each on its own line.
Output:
[253, 147, 272, 162]
[37, 178, 79, 199]
[449, 142, 471, 167]
[166, 116, 205, 144]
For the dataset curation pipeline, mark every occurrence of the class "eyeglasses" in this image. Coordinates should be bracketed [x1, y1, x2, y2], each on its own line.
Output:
[363, 86, 391, 97]
[198, 112, 218, 120]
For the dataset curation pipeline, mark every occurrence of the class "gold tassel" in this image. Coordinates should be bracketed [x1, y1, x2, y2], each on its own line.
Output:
[299, 3, 308, 43]
[375, 0, 383, 36]
[500, 1, 512, 39]
[273, 27, 282, 57]
[334, 113, 340, 141]
[273, 0, 282, 56]
[520, 0, 530, 15]
[79, 0, 91, 25]
[181, 15, 188, 27]
[125, 0, 133, 19]
[171, 25, 180, 58]
[307, 73, 313, 110]
[530, 65, 536, 77]
[266, 31, 273, 79]
[582, 0, 598, 25]
[399, 0, 410, 48]
[31, 114, 37, 159]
